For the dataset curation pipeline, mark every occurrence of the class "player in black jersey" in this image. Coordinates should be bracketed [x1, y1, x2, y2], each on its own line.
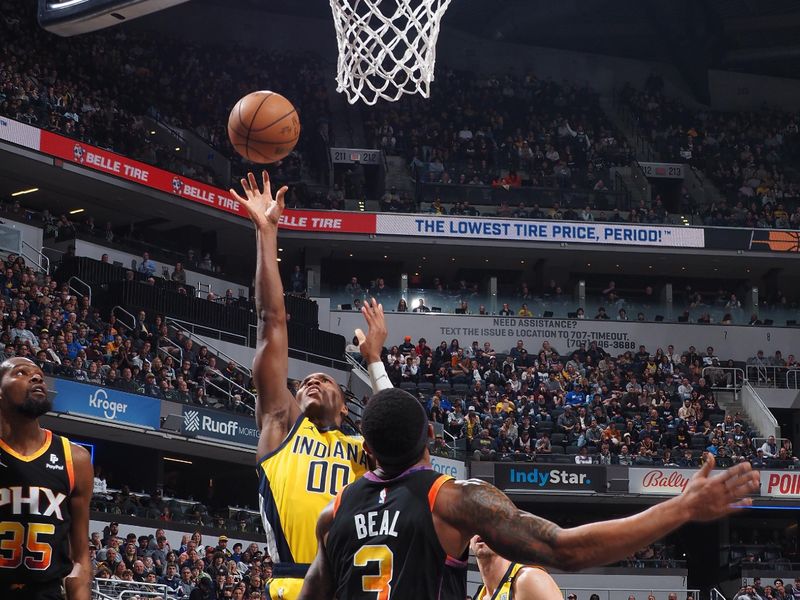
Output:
[0, 357, 93, 600]
[298, 388, 760, 600]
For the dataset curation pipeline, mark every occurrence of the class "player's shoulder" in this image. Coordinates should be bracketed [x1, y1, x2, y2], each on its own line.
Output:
[513, 564, 560, 599]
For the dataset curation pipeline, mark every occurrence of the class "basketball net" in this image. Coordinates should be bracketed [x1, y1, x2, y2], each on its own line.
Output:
[329, 0, 452, 105]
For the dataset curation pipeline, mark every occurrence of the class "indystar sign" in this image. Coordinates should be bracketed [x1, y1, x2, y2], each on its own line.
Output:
[494, 464, 607, 492]
[181, 406, 260, 446]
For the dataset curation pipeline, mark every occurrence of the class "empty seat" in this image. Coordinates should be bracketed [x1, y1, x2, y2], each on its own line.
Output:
[565, 445, 579, 455]
[549, 446, 565, 454]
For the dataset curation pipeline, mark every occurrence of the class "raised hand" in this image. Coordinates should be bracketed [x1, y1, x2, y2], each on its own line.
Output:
[680, 455, 760, 522]
[229, 170, 288, 229]
[355, 298, 387, 364]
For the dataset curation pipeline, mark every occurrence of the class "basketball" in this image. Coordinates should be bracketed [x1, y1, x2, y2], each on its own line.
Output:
[227, 91, 301, 164]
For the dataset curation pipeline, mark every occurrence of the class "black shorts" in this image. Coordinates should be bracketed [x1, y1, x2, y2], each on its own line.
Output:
[0, 580, 64, 600]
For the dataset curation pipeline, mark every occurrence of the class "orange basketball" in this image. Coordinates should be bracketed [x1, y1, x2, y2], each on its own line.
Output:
[227, 91, 301, 164]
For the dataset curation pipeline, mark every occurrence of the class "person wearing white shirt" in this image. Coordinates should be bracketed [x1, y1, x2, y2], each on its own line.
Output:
[760, 435, 778, 458]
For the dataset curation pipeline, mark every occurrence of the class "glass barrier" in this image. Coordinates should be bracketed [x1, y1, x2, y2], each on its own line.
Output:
[416, 180, 630, 212]
[326, 287, 800, 327]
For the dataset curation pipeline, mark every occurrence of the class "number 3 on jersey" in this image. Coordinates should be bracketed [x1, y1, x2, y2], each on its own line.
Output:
[0, 521, 55, 570]
[354, 544, 394, 600]
[306, 461, 350, 495]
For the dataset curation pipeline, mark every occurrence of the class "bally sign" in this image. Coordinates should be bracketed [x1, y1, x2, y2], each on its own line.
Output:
[629, 467, 695, 495]
[495, 463, 607, 493]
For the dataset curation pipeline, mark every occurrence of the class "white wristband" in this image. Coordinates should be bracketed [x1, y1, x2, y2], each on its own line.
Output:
[368, 361, 392, 392]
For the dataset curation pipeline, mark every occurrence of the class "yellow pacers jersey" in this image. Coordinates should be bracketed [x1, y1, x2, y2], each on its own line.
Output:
[258, 416, 368, 565]
[476, 563, 544, 600]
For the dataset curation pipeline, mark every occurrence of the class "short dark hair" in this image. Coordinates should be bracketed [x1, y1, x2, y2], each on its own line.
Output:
[362, 388, 429, 468]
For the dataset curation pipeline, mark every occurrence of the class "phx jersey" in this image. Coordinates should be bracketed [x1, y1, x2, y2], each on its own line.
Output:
[258, 416, 368, 567]
[0, 430, 74, 587]
[326, 467, 461, 600]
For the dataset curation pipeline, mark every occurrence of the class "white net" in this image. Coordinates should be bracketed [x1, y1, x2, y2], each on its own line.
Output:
[329, 0, 453, 105]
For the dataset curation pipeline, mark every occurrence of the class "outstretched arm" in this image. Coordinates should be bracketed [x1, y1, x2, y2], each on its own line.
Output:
[355, 298, 391, 392]
[297, 503, 336, 600]
[437, 457, 759, 571]
[230, 171, 300, 457]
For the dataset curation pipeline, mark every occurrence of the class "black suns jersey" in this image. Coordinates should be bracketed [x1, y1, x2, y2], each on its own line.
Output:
[326, 466, 462, 600]
[0, 430, 75, 584]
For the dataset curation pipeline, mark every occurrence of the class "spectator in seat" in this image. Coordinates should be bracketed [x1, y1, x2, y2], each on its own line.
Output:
[171, 262, 187, 284]
[290, 265, 306, 294]
[760, 435, 778, 458]
[138, 252, 157, 277]
[575, 446, 593, 464]
[413, 298, 430, 312]
[471, 428, 497, 461]
[518, 303, 533, 317]
[618, 444, 633, 466]
[535, 432, 552, 454]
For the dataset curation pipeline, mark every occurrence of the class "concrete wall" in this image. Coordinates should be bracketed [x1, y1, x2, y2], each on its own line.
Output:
[329, 310, 800, 363]
[753, 387, 800, 409]
[89, 518, 262, 550]
[191, 332, 350, 385]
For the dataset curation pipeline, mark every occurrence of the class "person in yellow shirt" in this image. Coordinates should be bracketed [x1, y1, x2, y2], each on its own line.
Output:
[518, 303, 534, 317]
[472, 535, 562, 600]
[230, 172, 389, 600]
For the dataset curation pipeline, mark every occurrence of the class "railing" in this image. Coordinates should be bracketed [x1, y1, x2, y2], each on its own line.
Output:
[21, 240, 50, 274]
[702, 367, 745, 392]
[203, 368, 256, 415]
[745, 365, 800, 389]
[751, 437, 792, 454]
[561, 588, 698, 600]
[711, 587, 728, 600]
[93, 578, 170, 599]
[68, 275, 92, 305]
[168, 316, 248, 346]
[166, 318, 251, 377]
[155, 336, 183, 365]
[417, 180, 630, 211]
[741, 382, 781, 441]
[112, 305, 137, 333]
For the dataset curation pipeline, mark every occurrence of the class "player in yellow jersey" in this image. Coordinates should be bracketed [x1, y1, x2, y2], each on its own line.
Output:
[472, 535, 561, 600]
[230, 172, 390, 600]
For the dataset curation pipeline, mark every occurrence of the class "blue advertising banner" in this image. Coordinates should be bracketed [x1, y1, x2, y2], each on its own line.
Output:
[51, 379, 161, 429]
[180, 405, 260, 447]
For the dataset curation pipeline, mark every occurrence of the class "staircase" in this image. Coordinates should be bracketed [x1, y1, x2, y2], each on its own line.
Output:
[384, 155, 415, 195]
[325, 76, 365, 148]
[714, 385, 779, 440]
[600, 95, 724, 216]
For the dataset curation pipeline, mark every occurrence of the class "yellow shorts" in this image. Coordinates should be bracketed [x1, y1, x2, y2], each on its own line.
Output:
[265, 577, 305, 600]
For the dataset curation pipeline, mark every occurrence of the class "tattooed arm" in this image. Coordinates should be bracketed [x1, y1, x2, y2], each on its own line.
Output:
[436, 458, 760, 571]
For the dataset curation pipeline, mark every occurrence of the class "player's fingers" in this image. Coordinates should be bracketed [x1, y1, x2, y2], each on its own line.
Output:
[229, 189, 246, 204]
[362, 302, 375, 326]
[355, 328, 366, 344]
[240, 178, 250, 196]
[729, 477, 759, 500]
[698, 453, 715, 477]
[248, 171, 259, 194]
[719, 461, 752, 484]
[276, 186, 289, 208]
